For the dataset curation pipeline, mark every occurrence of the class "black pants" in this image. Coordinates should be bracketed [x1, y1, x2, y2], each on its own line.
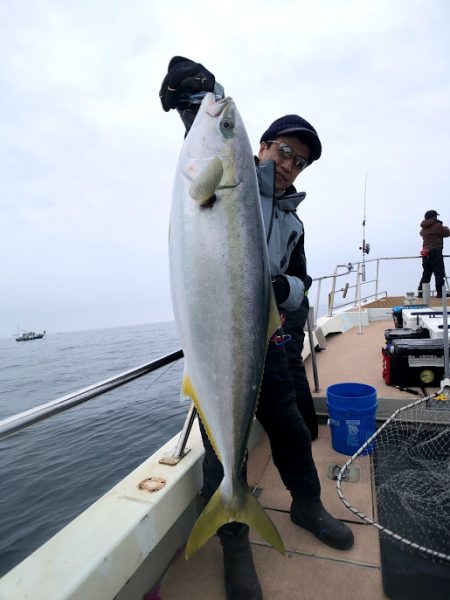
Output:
[283, 297, 319, 440]
[418, 249, 447, 296]
[200, 340, 321, 505]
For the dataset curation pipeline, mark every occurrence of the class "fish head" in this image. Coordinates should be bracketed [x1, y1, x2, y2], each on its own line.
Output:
[197, 92, 235, 133]
[180, 93, 255, 202]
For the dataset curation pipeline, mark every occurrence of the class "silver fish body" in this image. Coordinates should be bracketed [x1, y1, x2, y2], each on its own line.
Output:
[169, 93, 283, 558]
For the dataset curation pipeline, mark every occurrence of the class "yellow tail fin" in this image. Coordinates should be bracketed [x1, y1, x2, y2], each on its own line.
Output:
[185, 482, 285, 559]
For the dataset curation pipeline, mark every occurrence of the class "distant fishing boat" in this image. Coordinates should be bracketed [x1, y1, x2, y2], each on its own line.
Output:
[15, 331, 46, 342]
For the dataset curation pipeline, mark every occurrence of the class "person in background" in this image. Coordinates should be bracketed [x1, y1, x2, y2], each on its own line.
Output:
[160, 57, 353, 600]
[417, 210, 450, 299]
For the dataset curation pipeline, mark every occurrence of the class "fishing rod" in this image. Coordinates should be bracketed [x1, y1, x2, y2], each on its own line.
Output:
[359, 171, 370, 281]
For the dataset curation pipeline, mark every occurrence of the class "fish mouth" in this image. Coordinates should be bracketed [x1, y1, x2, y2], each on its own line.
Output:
[205, 96, 232, 117]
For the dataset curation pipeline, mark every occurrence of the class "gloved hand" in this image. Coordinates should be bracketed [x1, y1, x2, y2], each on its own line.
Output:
[272, 275, 290, 305]
[159, 56, 216, 112]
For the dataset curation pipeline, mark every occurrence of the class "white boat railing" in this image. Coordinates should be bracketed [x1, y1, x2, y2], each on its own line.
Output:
[311, 254, 449, 322]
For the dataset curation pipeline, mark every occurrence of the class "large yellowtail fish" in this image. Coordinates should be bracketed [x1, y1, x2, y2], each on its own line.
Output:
[169, 93, 284, 559]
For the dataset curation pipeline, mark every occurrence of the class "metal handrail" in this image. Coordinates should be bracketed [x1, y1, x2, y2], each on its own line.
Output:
[331, 291, 388, 313]
[311, 254, 450, 322]
[0, 349, 183, 441]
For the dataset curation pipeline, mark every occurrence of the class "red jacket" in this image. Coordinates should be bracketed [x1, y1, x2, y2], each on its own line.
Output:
[420, 217, 450, 250]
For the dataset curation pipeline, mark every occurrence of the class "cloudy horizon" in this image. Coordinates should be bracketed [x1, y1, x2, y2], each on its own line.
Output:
[2, 0, 450, 338]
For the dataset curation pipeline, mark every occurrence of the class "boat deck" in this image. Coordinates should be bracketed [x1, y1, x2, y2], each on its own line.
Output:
[306, 318, 432, 403]
[158, 424, 384, 599]
[157, 308, 448, 599]
[157, 315, 418, 599]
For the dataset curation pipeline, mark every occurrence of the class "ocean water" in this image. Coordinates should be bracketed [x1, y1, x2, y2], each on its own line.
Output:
[0, 322, 187, 577]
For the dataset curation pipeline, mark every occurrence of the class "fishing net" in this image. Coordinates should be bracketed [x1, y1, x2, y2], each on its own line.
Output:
[336, 388, 450, 563]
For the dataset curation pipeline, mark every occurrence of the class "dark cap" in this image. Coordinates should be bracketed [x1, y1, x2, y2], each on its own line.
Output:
[424, 210, 439, 219]
[260, 114, 322, 162]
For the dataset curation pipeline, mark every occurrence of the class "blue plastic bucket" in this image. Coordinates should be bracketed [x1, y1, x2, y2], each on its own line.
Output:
[326, 382, 377, 455]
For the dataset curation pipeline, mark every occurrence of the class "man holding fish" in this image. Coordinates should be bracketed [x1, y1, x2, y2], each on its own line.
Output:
[161, 56, 354, 600]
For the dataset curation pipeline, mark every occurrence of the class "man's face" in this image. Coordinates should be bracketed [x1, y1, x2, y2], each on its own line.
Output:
[258, 135, 311, 191]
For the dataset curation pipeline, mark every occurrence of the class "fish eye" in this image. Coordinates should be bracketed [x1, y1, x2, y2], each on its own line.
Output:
[220, 111, 235, 138]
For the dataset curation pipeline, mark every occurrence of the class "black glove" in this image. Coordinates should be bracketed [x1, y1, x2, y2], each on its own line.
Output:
[159, 56, 216, 112]
[272, 275, 290, 305]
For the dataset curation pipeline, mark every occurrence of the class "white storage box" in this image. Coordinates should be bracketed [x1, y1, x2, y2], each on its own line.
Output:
[402, 308, 443, 330]
[420, 315, 450, 339]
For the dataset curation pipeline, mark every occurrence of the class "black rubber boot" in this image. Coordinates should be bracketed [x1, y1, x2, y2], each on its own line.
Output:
[218, 523, 263, 600]
[290, 498, 354, 550]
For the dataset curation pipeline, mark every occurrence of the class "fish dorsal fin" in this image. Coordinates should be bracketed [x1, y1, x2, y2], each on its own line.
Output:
[266, 285, 281, 343]
[182, 370, 222, 462]
[189, 156, 223, 205]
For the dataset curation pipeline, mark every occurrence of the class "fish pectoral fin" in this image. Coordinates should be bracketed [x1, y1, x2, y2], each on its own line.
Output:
[267, 286, 281, 343]
[185, 482, 285, 560]
[189, 156, 224, 205]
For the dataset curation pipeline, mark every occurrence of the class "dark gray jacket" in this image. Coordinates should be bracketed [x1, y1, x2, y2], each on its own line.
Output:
[256, 160, 308, 311]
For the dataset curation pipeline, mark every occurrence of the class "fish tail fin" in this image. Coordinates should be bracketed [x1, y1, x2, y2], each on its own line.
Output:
[236, 486, 285, 555]
[185, 484, 285, 559]
[185, 489, 228, 560]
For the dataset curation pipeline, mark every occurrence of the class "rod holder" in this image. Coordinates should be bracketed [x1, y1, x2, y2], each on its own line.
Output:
[422, 282, 431, 305]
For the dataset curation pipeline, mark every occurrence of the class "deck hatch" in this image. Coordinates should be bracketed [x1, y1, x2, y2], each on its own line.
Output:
[327, 463, 361, 483]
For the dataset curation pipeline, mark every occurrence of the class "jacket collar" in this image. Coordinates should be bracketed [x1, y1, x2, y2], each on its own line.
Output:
[255, 158, 306, 211]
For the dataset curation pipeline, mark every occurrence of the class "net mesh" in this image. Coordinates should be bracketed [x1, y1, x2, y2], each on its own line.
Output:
[336, 390, 450, 563]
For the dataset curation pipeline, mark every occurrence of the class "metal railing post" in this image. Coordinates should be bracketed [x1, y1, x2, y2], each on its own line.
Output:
[328, 269, 338, 316]
[442, 287, 449, 380]
[307, 306, 320, 392]
[314, 279, 322, 324]
[356, 268, 363, 335]
[159, 403, 198, 465]
[354, 262, 360, 305]
[375, 259, 380, 298]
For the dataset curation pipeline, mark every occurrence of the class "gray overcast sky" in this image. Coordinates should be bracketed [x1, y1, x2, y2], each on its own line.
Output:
[1, 0, 449, 338]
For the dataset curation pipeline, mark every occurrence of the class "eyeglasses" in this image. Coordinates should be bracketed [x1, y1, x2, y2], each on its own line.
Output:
[267, 140, 309, 171]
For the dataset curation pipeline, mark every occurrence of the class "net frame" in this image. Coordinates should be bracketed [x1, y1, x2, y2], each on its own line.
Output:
[336, 386, 450, 564]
